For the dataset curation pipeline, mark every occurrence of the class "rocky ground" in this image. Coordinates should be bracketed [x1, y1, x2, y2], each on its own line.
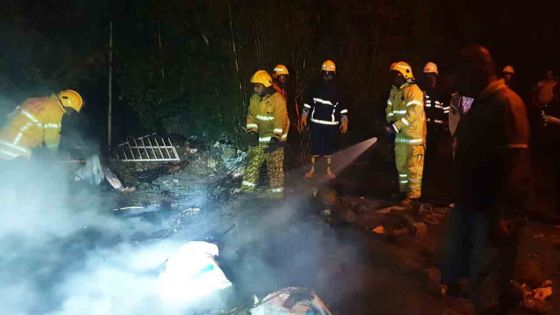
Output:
[103, 136, 559, 314]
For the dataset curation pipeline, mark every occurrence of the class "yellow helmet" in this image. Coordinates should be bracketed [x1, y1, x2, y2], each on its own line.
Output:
[321, 59, 336, 73]
[273, 64, 289, 76]
[58, 89, 84, 112]
[250, 70, 273, 87]
[423, 62, 438, 75]
[502, 65, 515, 74]
[390, 61, 414, 80]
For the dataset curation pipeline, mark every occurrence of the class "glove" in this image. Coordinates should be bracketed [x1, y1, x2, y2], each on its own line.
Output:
[384, 124, 397, 136]
[244, 131, 259, 147]
[267, 136, 282, 153]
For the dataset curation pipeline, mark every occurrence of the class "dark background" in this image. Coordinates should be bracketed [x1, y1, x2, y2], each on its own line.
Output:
[1, 0, 558, 147]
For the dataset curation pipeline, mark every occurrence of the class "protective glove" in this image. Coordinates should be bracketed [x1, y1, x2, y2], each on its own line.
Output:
[384, 124, 397, 136]
[267, 136, 282, 153]
[244, 131, 259, 147]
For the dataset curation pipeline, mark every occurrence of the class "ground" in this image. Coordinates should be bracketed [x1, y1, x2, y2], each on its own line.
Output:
[105, 137, 559, 314]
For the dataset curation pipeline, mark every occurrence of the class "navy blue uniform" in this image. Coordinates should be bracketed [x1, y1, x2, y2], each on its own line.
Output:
[303, 80, 348, 156]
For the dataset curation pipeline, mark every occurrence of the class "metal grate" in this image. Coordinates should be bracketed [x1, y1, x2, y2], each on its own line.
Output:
[112, 134, 180, 162]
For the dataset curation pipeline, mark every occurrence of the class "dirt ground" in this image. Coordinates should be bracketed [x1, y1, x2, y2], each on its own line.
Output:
[110, 138, 559, 314]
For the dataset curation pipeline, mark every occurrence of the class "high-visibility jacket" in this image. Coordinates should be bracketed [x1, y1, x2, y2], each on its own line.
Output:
[424, 85, 450, 126]
[386, 82, 426, 145]
[0, 95, 65, 160]
[246, 91, 289, 144]
[303, 80, 348, 126]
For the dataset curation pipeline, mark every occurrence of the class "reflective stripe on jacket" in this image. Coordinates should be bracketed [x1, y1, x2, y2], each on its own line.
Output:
[0, 95, 65, 160]
[386, 82, 426, 145]
[246, 92, 289, 143]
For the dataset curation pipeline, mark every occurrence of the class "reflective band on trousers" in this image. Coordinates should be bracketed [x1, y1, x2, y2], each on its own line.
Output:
[273, 128, 283, 134]
[304, 103, 312, 109]
[241, 181, 256, 187]
[247, 123, 258, 129]
[256, 115, 274, 121]
[311, 118, 339, 125]
[259, 137, 271, 143]
[340, 109, 348, 114]
[395, 137, 423, 144]
[44, 123, 61, 129]
[271, 188, 284, 193]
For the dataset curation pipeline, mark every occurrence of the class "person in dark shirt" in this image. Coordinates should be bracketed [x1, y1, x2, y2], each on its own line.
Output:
[441, 46, 532, 314]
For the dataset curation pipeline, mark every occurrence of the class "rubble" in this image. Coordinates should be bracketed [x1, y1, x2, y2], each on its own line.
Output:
[511, 280, 553, 313]
[249, 287, 332, 315]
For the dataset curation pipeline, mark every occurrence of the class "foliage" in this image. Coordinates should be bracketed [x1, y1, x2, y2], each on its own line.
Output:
[1, 0, 559, 146]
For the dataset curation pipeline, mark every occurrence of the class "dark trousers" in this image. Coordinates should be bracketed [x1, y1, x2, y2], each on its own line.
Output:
[423, 125, 452, 203]
[441, 206, 522, 313]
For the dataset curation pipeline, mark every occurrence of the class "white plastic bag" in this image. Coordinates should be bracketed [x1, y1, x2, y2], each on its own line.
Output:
[157, 241, 232, 306]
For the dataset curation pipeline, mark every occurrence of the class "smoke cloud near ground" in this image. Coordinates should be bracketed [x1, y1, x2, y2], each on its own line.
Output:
[0, 157, 189, 314]
[0, 103, 370, 314]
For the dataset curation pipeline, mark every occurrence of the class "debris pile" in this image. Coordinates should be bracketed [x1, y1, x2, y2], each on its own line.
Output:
[108, 136, 246, 216]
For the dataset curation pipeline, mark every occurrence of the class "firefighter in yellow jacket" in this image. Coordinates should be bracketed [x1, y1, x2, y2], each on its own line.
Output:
[385, 62, 426, 207]
[0, 90, 83, 160]
[241, 70, 289, 198]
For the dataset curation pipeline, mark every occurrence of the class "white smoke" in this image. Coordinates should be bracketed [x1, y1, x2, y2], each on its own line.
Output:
[0, 157, 197, 315]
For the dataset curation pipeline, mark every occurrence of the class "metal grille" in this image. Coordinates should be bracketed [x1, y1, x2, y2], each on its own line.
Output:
[112, 134, 180, 162]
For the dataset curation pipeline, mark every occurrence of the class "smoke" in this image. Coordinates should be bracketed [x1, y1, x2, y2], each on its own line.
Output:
[0, 156, 192, 315]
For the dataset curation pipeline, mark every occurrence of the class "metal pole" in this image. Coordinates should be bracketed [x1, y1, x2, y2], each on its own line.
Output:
[108, 20, 113, 147]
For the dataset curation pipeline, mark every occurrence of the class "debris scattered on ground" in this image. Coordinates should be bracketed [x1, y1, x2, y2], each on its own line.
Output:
[104, 166, 135, 192]
[372, 226, 385, 234]
[74, 154, 135, 192]
[510, 280, 553, 313]
[250, 287, 332, 315]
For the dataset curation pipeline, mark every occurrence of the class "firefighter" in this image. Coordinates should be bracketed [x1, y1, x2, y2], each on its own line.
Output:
[300, 59, 349, 179]
[0, 89, 83, 160]
[272, 64, 289, 99]
[240, 70, 289, 199]
[421, 62, 452, 203]
[385, 61, 426, 207]
[271, 64, 292, 134]
[502, 65, 515, 89]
